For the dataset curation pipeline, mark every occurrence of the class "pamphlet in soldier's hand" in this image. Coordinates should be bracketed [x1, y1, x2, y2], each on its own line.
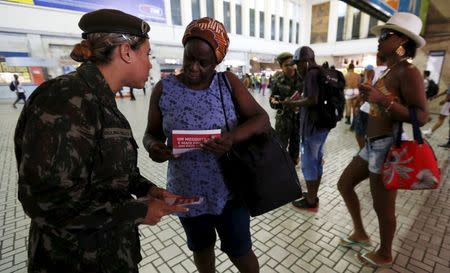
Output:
[172, 129, 221, 155]
[290, 91, 300, 100]
[164, 196, 204, 206]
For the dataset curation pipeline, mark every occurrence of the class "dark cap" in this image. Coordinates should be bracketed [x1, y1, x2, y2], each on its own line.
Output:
[293, 46, 315, 62]
[276, 52, 293, 65]
[79, 9, 150, 39]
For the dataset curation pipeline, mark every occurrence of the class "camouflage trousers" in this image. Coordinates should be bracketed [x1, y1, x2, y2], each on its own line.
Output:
[275, 112, 300, 162]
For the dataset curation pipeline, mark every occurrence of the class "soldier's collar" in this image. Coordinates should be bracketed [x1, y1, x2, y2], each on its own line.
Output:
[77, 62, 116, 107]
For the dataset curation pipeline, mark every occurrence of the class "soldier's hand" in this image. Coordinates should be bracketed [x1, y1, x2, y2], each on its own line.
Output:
[143, 197, 188, 225]
[147, 186, 178, 201]
[149, 142, 173, 162]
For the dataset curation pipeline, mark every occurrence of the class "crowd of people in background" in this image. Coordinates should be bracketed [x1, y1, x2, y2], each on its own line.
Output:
[9, 9, 449, 273]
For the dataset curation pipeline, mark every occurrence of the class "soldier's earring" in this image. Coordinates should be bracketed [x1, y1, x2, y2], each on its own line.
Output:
[395, 45, 406, 57]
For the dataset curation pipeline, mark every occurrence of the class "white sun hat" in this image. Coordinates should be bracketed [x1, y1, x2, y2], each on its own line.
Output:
[371, 12, 426, 48]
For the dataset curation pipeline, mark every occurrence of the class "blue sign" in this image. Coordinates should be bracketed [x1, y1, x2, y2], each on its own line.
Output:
[365, 0, 426, 17]
[34, 0, 166, 23]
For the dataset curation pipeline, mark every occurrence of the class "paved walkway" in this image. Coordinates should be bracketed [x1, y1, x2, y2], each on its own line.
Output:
[0, 90, 449, 273]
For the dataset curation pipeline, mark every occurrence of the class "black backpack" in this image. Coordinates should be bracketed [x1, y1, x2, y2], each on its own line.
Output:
[309, 67, 346, 129]
[426, 80, 438, 99]
[9, 81, 16, 91]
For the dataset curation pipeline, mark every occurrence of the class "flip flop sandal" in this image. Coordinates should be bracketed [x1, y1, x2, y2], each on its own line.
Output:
[356, 253, 392, 269]
[339, 237, 371, 248]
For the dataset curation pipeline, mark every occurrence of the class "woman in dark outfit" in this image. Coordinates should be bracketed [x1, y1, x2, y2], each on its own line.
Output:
[14, 9, 187, 273]
[337, 13, 428, 268]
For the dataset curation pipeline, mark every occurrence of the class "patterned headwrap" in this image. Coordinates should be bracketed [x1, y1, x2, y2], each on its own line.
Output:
[182, 17, 230, 64]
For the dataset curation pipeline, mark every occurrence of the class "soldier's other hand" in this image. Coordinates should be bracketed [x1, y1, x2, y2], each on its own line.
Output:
[200, 132, 233, 156]
[147, 186, 178, 201]
[143, 197, 188, 225]
[149, 142, 173, 162]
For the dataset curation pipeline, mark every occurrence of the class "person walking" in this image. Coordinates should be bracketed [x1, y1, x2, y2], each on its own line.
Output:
[422, 84, 450, 139]
[11, 74, 27, 108]
[14, 9, 187, 273]
[269, 52, 303, 165]
[143, 17, 268, 273]
[337, 12, 428, 268]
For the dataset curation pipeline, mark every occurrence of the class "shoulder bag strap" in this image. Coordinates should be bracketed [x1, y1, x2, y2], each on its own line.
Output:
[395, 107, 423, 147]
[218, 72, 231, 132]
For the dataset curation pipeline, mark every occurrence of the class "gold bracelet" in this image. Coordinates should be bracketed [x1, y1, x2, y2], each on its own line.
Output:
[384, 100, 395, 113]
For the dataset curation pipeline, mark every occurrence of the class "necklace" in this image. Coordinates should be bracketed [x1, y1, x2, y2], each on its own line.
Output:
[377, 57, 409, 81]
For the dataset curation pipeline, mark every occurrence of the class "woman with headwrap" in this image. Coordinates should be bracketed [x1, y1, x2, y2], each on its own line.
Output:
[143, 17, 268, 273]
[337, 13, 428, 268]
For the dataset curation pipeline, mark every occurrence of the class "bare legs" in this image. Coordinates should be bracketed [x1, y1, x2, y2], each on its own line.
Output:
[193, 246, 259, 273]
[431, 115, 446, 133]
[230, 250, 259, 273]
[338, 155, 396, 264]
[337, 156, 370, 241]
[368, 172, 397, 263]
[193, 245, 215, 273]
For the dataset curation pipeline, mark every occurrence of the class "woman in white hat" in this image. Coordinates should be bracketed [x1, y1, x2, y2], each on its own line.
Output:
[337, 12, 428, 268]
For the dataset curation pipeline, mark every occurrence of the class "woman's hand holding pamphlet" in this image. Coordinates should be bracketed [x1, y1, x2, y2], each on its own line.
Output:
[172, 129, 221, 155]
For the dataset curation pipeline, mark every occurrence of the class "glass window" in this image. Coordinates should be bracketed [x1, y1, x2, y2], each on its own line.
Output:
[336, 1, 346, 41]
[170, 0, 182, 25]
[223, 2, 231, 32]
[352, 10, 361, 39]
[289, 19, 293, 43]
[259, 11, 265, 38]
[191, 0, 200, 20]
[368, 15, 378, 38]
[250, 8, 255, 37]
[296, 22, 299, 44]
[271, 15, 275, 40]
[279, 17, 284, 41]
[236, 4, 242, 34]
[336, 16, 344, 41]
[206, 0, 214, 18]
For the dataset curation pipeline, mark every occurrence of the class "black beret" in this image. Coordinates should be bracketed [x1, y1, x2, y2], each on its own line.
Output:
[79, 9, 150, 39]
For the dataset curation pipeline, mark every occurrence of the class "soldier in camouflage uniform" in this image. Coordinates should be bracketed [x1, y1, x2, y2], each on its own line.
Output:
[14, 9, 187, 273]
[269, 52, 303, 164]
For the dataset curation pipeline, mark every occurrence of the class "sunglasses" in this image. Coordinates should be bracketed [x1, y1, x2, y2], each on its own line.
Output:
[378, 31, 397, 42]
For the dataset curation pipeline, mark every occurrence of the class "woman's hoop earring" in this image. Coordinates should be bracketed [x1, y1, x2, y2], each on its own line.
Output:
[395, 45, 406, 57]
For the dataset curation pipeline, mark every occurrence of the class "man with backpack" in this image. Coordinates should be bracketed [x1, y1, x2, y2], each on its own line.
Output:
[285, 46, 344, 212]
[10, 74, 27, 108]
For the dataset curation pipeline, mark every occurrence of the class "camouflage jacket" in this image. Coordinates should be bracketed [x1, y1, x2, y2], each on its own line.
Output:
[14, 62, 155, 273]
[270, 72, 303, 116]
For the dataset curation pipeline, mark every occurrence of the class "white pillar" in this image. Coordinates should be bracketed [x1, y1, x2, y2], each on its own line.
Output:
[344, 5, 354, 41]
[359, 12, 370, 39]
[242, 0, 249, 36]
[214, 0, 224, 22]
[182, 0, 192, 25]
[328, 0, 339, 43]
[230, 0, 236, 34]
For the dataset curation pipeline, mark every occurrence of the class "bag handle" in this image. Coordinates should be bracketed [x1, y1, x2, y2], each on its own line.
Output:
[218, 72, 238, 133]
[218, 72, 230, 132]
[395, 107, 424, 147]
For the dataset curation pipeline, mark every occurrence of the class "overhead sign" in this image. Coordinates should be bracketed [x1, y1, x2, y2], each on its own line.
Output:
[6, 57, 58, 67]
[4, 0, 167, 23]
[364, 0, 429, 17]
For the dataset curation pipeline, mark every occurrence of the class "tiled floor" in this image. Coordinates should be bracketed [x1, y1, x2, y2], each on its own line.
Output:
[0, 90, 449, 273]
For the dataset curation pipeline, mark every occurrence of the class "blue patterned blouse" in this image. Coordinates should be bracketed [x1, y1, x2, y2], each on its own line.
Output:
[159, 73, 238, 217]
